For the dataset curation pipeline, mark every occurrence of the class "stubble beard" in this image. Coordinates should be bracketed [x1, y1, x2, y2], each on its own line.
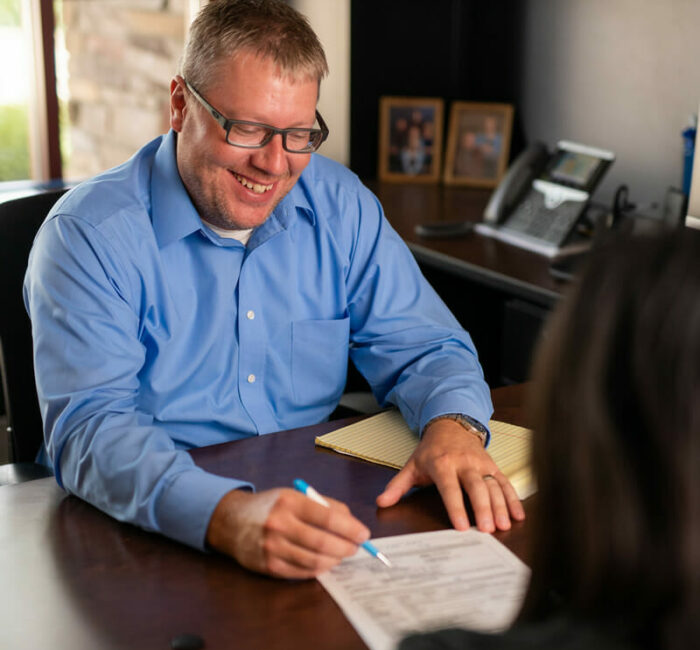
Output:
[199, 173, 296, 231]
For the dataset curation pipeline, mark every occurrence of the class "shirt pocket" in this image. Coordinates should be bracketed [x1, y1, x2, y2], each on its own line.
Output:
[291, 317, 350, 406]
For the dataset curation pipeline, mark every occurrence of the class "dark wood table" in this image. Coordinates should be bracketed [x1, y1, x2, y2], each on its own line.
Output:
[368, 182, 567, 307]
[0, 384, 531, 650]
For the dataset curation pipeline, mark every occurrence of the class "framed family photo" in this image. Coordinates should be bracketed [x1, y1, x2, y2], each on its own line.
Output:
[443, 102, 514, 188]
[378, 96, 444, 183]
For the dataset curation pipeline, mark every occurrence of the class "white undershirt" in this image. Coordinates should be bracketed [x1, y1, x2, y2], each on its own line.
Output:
[201, 218, 254, 245]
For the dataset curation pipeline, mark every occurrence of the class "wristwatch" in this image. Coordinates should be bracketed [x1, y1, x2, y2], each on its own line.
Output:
[425, 413, 489, 447]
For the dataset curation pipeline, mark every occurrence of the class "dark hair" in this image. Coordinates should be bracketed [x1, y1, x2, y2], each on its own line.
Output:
[180, 0, 328, 92]
[519, 228, 700, 648]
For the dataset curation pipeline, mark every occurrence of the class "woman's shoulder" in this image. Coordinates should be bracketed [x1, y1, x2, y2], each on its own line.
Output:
[399, 618, 639, 650]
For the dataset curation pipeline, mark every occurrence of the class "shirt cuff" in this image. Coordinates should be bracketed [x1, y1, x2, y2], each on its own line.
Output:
[155, 467, 253, 550]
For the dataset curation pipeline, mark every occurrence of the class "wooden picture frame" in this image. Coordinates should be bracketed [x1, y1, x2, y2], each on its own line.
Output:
[443, 102, 514, 188]
[378, 96, 444, 183]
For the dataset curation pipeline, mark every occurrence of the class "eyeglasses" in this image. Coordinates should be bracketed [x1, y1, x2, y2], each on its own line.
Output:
[184, 80, 329, 154]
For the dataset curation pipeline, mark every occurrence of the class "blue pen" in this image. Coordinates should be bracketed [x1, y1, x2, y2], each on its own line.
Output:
[293, 478, 392, 568]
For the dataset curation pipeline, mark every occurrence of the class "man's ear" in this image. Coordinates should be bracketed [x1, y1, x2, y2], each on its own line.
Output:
[170, 76, 187, 132]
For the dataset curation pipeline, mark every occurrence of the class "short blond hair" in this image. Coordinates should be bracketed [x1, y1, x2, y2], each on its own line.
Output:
[180, 0, 328, 91]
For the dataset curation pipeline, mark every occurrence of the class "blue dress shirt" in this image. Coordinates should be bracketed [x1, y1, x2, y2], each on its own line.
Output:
[24, 130, 492, 550]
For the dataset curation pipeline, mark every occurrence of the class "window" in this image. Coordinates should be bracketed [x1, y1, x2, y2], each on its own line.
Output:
[0, 0, 61, 183]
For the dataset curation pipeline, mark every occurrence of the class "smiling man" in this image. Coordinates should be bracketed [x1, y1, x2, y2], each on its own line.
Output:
[24, 0, 523, 579]
[173, 52, 319, 232]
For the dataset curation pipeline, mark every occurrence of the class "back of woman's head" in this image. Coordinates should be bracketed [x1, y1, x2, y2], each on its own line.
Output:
[521, 229, 700, 647]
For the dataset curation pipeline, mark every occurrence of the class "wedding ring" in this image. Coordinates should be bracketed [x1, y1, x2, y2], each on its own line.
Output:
[483, 474, 496, 481]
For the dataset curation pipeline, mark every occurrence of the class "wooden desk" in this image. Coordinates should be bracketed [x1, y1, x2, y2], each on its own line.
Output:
[0, 385, 531, 650]
[369, 182, 566, 306]
[368, 182, 571, 386]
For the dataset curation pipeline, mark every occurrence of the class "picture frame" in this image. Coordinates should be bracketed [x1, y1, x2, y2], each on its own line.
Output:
[443, 102, 514, 188]
[378, 96, 444, 183]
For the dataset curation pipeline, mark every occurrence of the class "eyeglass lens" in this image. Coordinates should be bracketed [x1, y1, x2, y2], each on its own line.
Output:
[226, 123, 324, 153]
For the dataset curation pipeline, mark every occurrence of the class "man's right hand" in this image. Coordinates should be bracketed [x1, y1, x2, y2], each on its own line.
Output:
[205, 488, 371, 579]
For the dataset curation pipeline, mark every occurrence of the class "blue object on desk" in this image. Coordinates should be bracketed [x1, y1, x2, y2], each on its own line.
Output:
[292, 478, 392, 568]
[682, 122, 696, 196]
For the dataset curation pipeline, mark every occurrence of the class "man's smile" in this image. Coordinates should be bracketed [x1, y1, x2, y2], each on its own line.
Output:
[232, 171, 274, 194]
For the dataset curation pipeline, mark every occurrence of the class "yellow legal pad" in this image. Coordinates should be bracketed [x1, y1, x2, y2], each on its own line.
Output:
[315, 410, 536, 499]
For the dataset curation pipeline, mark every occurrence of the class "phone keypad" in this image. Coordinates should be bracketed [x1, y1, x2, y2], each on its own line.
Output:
[501, 187, 586, 247]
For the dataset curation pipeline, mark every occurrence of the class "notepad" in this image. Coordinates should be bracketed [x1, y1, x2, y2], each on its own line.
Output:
[315, 410, 536, 499]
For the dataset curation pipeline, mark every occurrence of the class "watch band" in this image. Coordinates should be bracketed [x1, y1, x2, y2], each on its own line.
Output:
[425, 413, 489, 446]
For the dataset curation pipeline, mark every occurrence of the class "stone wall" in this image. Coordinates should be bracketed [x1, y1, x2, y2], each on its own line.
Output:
[62, 0, 187, 180]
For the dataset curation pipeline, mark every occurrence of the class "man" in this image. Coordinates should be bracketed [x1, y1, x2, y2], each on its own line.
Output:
[24, 0, 524, 580]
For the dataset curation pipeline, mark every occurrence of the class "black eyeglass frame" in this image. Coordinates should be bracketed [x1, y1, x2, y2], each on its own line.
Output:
[183, 79, 329, 153]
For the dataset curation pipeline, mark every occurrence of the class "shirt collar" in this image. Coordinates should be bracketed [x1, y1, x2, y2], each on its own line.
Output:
[285, 170, 315, 226]
[151, 131, 317, 249]
[151, 130, 203, 249]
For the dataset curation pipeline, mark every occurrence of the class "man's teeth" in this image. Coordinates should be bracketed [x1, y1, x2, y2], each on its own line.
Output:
[234, 173, 273, 194]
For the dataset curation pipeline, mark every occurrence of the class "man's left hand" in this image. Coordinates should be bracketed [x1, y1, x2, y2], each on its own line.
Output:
[376, 418, 526, 532]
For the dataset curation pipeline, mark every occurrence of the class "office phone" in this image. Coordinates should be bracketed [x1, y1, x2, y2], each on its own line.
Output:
[479, 140, 615, 255]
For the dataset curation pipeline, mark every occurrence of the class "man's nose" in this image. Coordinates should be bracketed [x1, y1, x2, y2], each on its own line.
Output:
[251, 133, 287, 176]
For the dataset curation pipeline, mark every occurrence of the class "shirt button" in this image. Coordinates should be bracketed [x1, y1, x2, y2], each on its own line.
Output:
[246, 310, 255, 320]
[247, 374, 256, 383]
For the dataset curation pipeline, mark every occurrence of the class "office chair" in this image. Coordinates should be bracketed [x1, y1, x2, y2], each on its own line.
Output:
[0, 189, 67, 485]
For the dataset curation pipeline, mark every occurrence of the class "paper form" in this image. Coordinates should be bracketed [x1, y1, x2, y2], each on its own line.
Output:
[318, 529, 530, 650]
[316, 410, 536, 499]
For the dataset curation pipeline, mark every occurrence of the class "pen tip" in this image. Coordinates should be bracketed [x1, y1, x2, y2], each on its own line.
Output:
[377, 552, 392, 568]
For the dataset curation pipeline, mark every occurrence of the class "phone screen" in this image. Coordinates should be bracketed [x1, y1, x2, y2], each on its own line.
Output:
[549, 151, 602, 187]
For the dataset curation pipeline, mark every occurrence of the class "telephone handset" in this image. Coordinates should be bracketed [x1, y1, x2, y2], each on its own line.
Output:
[479, 140, 615, 255]
[484, 142, 549, 224]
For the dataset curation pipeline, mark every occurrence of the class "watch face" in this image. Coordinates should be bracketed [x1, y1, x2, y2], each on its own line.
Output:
[427, 414, 487, 444]
[462, 415, 487, 434]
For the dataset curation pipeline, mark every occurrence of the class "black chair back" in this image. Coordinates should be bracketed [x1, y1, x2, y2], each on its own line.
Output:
[0, 189, 67, 462]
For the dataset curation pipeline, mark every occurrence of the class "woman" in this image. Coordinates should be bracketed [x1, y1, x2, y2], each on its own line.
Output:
[401, 228, 700, 649]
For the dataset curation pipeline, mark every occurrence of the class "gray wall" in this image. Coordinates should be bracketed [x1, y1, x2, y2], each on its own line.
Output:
[518, 0, 700, 210]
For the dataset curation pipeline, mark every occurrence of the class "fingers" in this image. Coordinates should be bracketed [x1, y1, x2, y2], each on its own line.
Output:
[411, 422, 525, 533]
[263, 549, 338, 580]
[260, 525, 356, 579]
[483, 474, 510, 530]
[208, 488, 373, 579]
[464, 472, 502, 532]
[431, 462, 471, 531]
[375, 463, 419, 508]
[498, 475, 526, 522]
[460, 471, 525, 532]
[439, 470, 509, 533]
[426, 461, 510, 533]
[375, 438, 525, 533]
[273, 491, 370, 553]
[257, 490, 370, 578]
